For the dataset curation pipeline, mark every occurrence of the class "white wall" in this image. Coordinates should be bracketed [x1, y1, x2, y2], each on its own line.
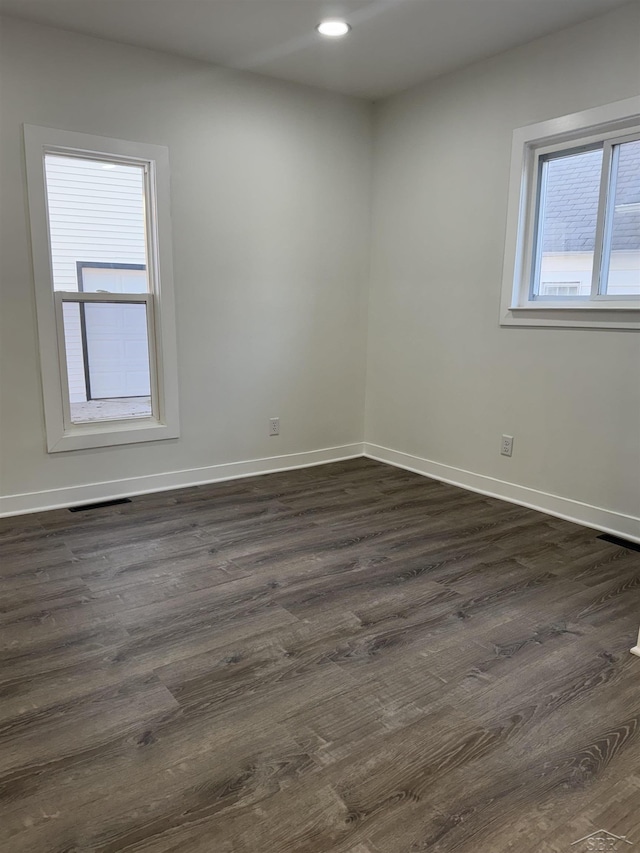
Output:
[0, 16, 371, 503]
[365, 3, 640, 524]
[1, 8, 639, 533]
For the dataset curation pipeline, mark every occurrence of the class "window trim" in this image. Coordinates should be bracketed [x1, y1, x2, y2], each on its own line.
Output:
[24, 125, 180, 451]
[500, 97, 640, 330]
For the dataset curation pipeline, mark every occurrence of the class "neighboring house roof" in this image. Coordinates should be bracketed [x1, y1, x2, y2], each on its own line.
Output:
[542, 142, 640, 253]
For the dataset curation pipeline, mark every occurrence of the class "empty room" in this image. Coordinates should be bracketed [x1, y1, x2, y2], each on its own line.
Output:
[1, 1, 640, 851]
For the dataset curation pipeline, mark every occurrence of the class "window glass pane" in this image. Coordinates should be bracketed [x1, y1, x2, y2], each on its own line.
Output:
[534, 148, 603, 298]
[539, 283, 580, 296]
[601, 139, 640, 295]
[62, 301, 152, 424]
[78, 264, 148, 294]
[44, 155, 149, 293]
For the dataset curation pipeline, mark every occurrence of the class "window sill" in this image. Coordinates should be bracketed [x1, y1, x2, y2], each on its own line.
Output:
[501, 305, 640, 330]
[47, 418, 179, 453]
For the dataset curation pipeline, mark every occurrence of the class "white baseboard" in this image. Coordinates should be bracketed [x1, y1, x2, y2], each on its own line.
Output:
[364, 443, 640, 545]
[0, 443, 365, 517]
[3, 440, 639, 548]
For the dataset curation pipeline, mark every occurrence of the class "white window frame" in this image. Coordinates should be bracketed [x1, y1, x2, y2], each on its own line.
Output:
[24, 125, 180, 452]
[500, 96, 640, 330]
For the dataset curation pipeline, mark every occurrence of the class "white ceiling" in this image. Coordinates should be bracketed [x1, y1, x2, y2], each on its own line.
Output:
[0, 0, 631, 100]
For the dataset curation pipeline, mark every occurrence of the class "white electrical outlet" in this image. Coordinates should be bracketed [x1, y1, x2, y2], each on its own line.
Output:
[269, 418, 280, 436]
[501, 435, 514, 457]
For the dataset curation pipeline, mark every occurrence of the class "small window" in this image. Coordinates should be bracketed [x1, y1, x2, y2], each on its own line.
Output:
[25, 127, 179, 451]
[501, 97, 640, 329]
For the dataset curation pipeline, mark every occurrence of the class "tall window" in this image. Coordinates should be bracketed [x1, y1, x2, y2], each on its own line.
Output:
[25, 127, 179, 451]
[501, 97, 640, 329]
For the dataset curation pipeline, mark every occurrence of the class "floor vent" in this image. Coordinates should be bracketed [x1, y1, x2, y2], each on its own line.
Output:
[597, 533, 640, 553]
[69, 498, 132, 513]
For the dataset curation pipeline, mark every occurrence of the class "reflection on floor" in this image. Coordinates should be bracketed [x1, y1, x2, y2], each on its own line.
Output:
[70, 396, 152, 423]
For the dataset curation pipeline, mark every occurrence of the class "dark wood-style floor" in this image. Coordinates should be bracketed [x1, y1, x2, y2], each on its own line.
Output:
[1, 458, 639, 853]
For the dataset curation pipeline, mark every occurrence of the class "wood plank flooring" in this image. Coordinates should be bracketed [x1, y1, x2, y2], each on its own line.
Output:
[1, 458, 639, 852]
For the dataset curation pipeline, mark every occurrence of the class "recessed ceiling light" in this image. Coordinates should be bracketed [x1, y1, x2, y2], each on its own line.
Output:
[316, 20, 351, 37]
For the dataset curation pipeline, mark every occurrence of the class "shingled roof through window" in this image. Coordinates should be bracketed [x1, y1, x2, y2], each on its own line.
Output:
[542, 140, 640, 254]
